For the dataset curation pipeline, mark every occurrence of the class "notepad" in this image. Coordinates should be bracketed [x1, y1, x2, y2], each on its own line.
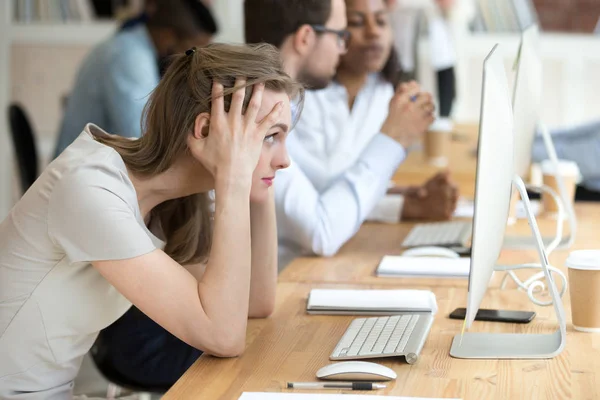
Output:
[239, 393, 460, 400]
[453, 198, 540, 219]
[376, 256, 471, 279]
[306, 289, 438, 315]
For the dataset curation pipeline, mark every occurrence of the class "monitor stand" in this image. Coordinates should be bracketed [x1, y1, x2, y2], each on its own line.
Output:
[450, 176, 567, 359]
[503, 123, 577, 251]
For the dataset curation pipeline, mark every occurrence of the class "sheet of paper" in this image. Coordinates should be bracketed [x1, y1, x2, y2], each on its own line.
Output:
[453, 198, 540, 219]
[377, 256, 471, 279]
[307, 289, 437, 314]
[240, 393, 461, 400]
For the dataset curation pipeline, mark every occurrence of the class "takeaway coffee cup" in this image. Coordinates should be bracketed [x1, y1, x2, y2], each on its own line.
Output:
[541, 160, 579, 215]
[507, 190, 520, 225]
[424, 118, 453, 167]
[566, 250, 600, 332]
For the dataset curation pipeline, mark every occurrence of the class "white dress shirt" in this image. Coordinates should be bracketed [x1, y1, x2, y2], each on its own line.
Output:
[275, 74, 406, 269]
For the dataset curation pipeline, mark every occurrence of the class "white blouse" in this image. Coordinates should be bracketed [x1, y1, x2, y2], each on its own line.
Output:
[275, 74, 406, 269]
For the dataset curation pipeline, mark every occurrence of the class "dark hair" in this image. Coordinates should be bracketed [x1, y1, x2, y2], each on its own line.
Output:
[146, 0, 218, 38]
[244, 0, 332, 47]
[381, 47, 402, 88]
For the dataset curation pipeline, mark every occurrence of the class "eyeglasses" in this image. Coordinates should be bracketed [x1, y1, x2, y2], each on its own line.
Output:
[310, 25, 351, 52]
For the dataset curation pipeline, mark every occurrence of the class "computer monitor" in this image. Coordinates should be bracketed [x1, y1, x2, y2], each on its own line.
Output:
[512, 25, 542, 179]
[449, 44, 566, 359]
[503, 24, 577, 250]
[463, 44, 514, 328]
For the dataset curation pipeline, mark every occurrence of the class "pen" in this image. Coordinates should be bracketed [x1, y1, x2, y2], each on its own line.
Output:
[287, 382, 386, 390]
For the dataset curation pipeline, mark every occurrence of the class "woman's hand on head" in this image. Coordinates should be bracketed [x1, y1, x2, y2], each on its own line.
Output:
[188, 79, 284, 187]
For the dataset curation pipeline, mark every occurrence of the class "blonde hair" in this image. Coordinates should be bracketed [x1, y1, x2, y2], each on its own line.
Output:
[97, 43, 303, 265]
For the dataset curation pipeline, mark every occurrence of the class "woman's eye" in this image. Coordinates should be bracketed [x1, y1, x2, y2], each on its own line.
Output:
[264, 134, 276, 144]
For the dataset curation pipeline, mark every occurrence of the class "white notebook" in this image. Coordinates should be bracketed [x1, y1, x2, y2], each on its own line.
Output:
[376, 256, 471, 279]
[240, 393, 460, 400]
[453, 198, 540, 219]
[306, 289, 438, 315]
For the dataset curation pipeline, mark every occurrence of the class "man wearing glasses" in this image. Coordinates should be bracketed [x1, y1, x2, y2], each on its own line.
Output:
[245, 0, 437, 270]
[245, 0, 350, 91]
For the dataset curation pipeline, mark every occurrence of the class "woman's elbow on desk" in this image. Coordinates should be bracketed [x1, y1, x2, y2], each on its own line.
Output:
[248, 300, 276, 319]
[193, 327, 247, 358]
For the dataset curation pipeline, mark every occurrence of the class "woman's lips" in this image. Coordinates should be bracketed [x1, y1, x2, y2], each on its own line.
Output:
[262, 177, 274, 186]
[361, 44, 385, 57]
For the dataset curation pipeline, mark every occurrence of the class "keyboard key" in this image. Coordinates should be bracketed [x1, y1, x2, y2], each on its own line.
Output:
[359, 317, 388, 353]
[383, 315, 410, 354]
[347, 318, 376, 356]
[396, 315, 420, 353]
[332, 319, 364, 357]
[372, 316, 400, 354]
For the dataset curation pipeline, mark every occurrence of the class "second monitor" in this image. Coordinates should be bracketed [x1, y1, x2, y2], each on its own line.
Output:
[449, 43, 566, 360]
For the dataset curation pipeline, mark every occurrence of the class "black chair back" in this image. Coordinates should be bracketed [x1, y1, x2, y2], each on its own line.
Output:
[8, 104, 38, 194]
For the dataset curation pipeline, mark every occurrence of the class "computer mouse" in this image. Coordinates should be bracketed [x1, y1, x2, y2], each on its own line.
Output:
[316, 361, 397, 381]
[402, 246, 460, 259]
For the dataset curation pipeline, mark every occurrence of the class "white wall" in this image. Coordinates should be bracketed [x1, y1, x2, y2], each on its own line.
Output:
[212, 0, 244, 43]
[417, 33, 600, 127]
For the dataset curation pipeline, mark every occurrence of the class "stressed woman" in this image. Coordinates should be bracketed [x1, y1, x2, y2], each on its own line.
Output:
[0, 43, 301, 398]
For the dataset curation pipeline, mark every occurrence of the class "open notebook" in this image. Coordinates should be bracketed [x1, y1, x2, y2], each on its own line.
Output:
[376, 256, 471, 279]
[306, 289, 438, 315]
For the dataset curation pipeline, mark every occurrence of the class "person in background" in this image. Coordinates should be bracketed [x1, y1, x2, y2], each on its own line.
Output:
[245, 0, 458, 270]
[532, 120, 600, 201]
[388, 0, 457, 117]
[53, 0, 218, 157]
[0, 43, 299, 398]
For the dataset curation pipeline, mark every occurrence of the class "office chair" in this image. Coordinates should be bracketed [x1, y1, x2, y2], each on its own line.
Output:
[91, 337, 167, 398]
[8, 103, 39, 194]
[90, 338, 164, 399]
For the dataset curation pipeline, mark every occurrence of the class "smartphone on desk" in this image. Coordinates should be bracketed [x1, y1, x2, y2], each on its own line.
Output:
[449, 308, 535, 324]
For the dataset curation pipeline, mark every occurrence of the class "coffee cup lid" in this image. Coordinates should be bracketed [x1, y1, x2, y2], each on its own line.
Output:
[541, 159, 580, 177]
[429, 118, 453, 132]
[566, 250, 600, 270]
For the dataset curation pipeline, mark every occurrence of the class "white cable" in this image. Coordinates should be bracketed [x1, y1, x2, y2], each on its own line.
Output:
[495, 263, 568, 307]
[499, 182, 565, 304]
[524, 183, 564, 255]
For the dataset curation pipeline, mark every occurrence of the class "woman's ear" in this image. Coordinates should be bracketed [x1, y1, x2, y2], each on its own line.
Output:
[193, 112, 211, 139]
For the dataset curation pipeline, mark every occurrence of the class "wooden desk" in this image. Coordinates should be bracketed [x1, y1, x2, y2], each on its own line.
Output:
[164, 281, 600, 399]
[393, 123, 479, 198]
[164, 121, 600, 399]
[278, 203, 594, 287]
[165, 202, 600, 399]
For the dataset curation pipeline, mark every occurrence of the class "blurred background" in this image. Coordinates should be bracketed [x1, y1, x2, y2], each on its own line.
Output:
[1, 0, 599, 219]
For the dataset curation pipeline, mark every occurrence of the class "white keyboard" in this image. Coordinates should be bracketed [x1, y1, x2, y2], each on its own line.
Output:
[402, 221, 472, 248]
[330, 314, 434, 364]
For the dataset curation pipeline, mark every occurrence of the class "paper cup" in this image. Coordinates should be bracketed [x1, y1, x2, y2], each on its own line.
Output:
[507, 190, 520, 225]
[566, 250, 600, 332]
[424, 118, 452, 167]
[541, 160, 579, 215]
